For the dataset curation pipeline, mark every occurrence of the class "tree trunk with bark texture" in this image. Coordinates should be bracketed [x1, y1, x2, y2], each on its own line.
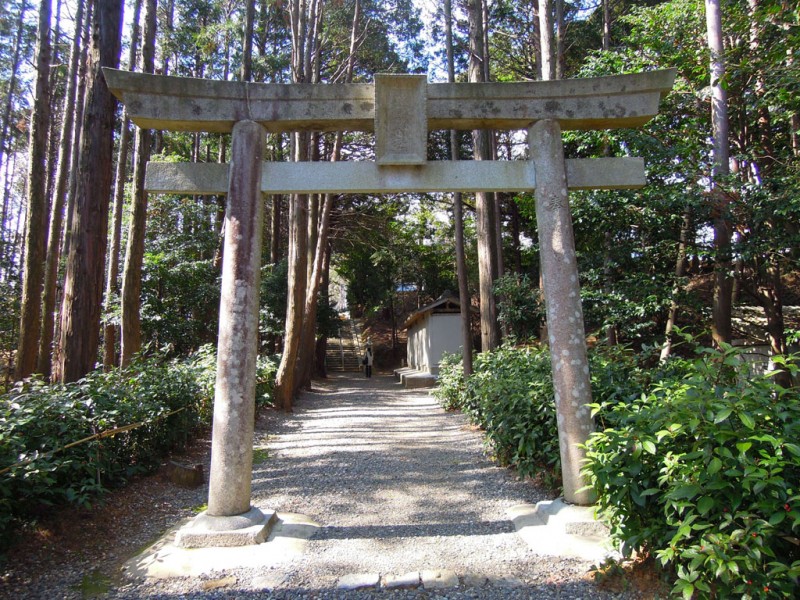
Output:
[660, 208, 692, 361]
[446, 0, 473, 376]
[103, 0, 141, 370]
[705, 0, 733, 346]
[468, 0, 499, 352]
[16, 0, 52, 380]
[120, 0, 156, 367]
[39, 0, 87, 377]
[538, 0, 554, 81]
[55, 0, 123, 383]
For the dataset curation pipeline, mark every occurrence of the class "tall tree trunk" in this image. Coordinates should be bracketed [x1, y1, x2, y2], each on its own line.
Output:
[555, 0, 565, 80]
[241, 0, 255, 82]
[55, 0, 124, 383]
[104, 0, 142, 370]
[39, 0, 87, 378]
[44, 0, 63, 209]
[120, 0, 156, 367]
[0, 1, 28, 199]
[61, 0, 92, 285]
[446, 0, 473, 376]
[274, 0, 315, 410]
[660, 207, 692, 361]
[270, 195, 282, 263]
[153, 0, 173, 154]
[538, 0, 554, 81]
[294, 0, 358, 392]
[705, 0, 733, 346]
[295, 190, 333, 393]
[16, 0, 53, 380]
[468, 0, 499, 352]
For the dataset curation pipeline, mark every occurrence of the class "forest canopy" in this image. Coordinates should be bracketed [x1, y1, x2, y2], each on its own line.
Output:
[0, 0, 796, 390]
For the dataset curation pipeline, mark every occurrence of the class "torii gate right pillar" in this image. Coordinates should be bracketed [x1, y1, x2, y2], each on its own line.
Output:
[530, 119, 595, 505]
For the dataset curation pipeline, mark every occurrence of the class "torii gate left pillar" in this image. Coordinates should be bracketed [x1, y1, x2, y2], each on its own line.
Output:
[174, 121, 276, 548]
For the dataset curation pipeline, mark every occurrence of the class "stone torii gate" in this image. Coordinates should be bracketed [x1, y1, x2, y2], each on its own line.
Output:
[105, 68, 675, 547]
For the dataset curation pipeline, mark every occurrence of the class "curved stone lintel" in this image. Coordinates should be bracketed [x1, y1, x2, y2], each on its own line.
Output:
[103, 68, 676, 134]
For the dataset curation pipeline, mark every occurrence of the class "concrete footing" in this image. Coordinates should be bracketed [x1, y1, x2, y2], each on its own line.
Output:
[508, 498, 615, 563]
[175, 506, 278, 548]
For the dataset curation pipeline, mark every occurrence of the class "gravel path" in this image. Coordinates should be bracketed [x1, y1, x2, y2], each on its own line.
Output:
[5, 372, 646, 599]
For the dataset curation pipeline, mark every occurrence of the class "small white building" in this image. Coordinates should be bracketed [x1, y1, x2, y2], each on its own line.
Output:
[403, 292, 465, 376]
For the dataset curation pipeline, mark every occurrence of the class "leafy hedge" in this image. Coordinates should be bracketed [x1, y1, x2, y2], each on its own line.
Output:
[434, 344, 651, 481]
[583, 344, 800, 599]
[437, 341, 800, 598]
[0, 347, 278, 549]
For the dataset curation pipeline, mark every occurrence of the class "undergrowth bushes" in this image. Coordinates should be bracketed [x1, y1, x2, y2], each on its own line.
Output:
[584, 345, 800, 599]
[436, 341, 800, 598]
[434, 344, 650, 480]
[0, 346, 278, 550]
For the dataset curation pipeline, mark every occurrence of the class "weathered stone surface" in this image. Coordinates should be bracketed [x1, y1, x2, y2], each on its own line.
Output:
[462, 574, 489, 588]
[250, 572, 287, 591]
[530, 120, 595, 506]
[421, 569, 459, 589]
[201, 576, 237, 590]
[488, 575, 526, 588]
[145, 158, 645, 195]
[383, 572, 421, 589]
[166, 461, 204, 488]
[375, 74, 427, 165]
[509, 500, 615, 562]
[207, 120, 266, 518]
[174, 507, 277, 548]
[104, 67, 675, 133]
[400, 370, 437, 389]
[337, 573, 380, 591]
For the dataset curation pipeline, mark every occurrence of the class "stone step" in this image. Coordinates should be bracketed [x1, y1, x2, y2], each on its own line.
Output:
[336, 571, 521, 592]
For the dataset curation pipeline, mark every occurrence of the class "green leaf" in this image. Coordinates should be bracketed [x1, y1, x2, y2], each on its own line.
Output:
[671, 483, 701, 500]
[736, 442, 752, 454]
[682, 582, 695, 600]
[708, 457, 722, 475]
[642, 440, 657, 455]
[697, 496, 715, 515]
[768, 511, 786, 526]
[739, 412, 755, 430]
[714, 407, 733, 423]
[784, 443, 800, 458]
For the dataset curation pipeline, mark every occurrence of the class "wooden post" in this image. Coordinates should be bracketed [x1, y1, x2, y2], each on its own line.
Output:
[530, 119, 595, 505]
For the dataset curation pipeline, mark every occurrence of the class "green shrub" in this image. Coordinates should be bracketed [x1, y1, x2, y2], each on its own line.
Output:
[583, 344, 800, 599]
[432, 352, 465, 411]
[435, 345, 559, 479]
[0, 348, 278, 550]
[435, 344, 655, 482]
[493, 273, 544, 342]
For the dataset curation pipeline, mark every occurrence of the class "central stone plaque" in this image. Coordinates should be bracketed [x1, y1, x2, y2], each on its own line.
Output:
[375, 74, 427, 165]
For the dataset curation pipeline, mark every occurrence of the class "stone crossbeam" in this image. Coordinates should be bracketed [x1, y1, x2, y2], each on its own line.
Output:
[144, 158, 645, 195]
[103, 68, 676, 134]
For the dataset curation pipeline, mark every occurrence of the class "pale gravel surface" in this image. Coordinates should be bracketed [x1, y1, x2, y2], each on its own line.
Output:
[4, 372, 640, 599]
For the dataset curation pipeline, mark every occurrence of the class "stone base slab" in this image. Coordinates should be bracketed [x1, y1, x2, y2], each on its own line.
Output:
[508, 498, 616, 563]
[175, 507, 278, 548]
[124, 512, 318, 580]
